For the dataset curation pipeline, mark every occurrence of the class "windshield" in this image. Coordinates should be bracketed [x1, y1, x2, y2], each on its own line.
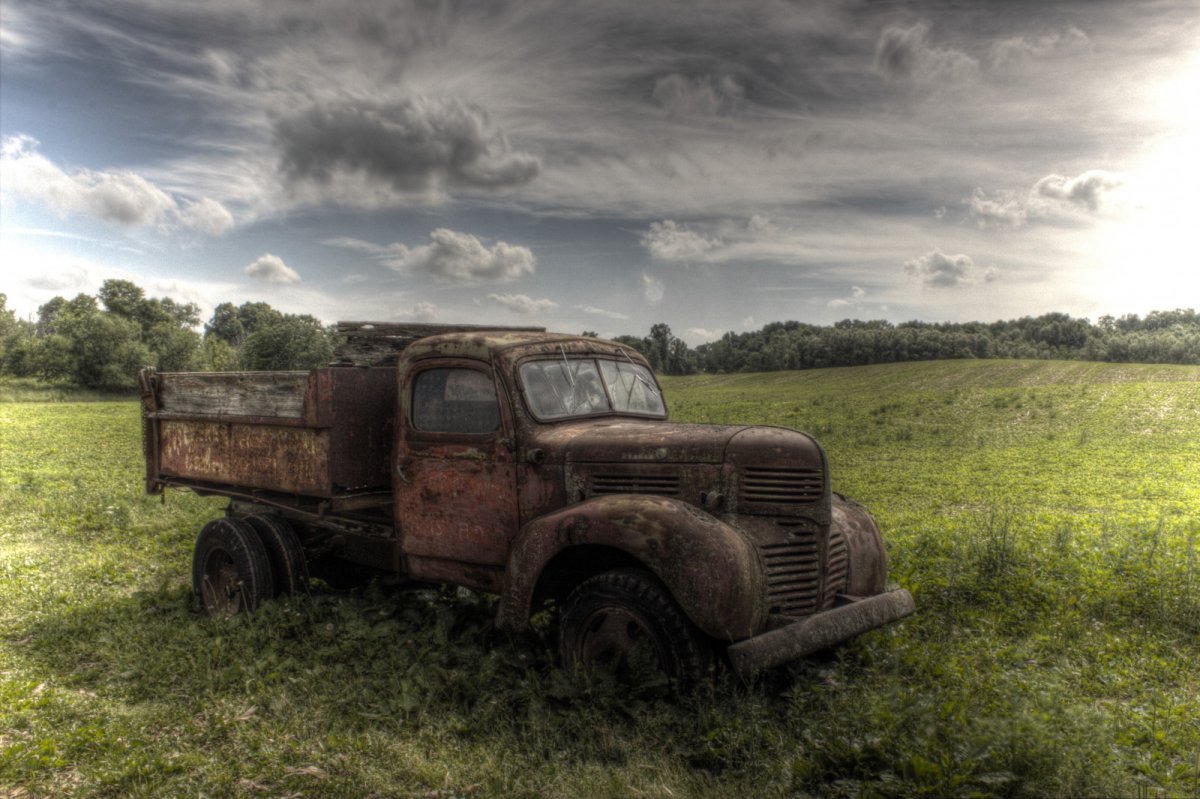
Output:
[520, 357, 666, 420]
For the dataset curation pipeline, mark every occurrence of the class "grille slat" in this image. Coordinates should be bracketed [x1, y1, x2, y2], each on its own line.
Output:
[589, 474, 680, 496]
[741, 467, 823, 505]
[768, 584, 820, 596]
[760, 533, 821, 616]
[823, 527, 849, 606]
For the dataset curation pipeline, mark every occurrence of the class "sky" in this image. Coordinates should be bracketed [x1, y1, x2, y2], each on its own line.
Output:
[1, 0, 1198, 345]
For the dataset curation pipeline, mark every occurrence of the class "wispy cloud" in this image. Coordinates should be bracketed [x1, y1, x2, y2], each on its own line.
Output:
[828, 286, 867, 309]
[576, 304, 630, 321]
[397, 301, 440, 322]
[488, 293, 558, 315]
[686, 327, 727, 343]
[642, 274, 665, 306]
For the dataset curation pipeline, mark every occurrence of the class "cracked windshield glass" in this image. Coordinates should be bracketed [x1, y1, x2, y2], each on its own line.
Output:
[520, 358, 666, 420]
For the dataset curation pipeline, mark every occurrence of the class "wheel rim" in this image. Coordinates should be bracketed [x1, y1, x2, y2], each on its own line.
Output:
[575, 605, 667, 674]
[200, 548, 242, 616]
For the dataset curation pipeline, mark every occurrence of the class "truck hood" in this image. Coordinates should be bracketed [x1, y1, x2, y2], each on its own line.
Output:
[530, 418, 825, 470]
[530, 419, 746, 464]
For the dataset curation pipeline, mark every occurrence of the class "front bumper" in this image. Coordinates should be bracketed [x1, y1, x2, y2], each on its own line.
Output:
[726, 588, 915, 679]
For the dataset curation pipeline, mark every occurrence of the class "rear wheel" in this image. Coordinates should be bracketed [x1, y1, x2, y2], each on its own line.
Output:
[243, 514, 309, 597]
[558, 568, 712, 684]
[192, 518, 274, 616]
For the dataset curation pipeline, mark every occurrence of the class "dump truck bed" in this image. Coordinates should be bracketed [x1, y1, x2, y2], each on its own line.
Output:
[140, 367, 397, 510]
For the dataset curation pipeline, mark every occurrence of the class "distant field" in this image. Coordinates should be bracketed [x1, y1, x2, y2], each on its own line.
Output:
[2, 360, 1198, 798]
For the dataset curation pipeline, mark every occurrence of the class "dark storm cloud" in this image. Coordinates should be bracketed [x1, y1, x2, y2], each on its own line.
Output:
[275, 97, 540, 194]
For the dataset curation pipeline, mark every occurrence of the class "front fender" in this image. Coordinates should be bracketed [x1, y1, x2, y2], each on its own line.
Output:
[833, 493, 888, 596]
[497, 495, 764, 641]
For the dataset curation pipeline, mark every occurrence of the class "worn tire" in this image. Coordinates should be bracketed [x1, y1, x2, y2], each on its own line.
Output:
[244, 514, 310, 597]
[192, 518, 274, 616]
[559, 568, 712, 685]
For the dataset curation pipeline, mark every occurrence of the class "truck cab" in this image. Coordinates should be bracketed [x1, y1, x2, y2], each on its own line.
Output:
[139, 324, 913, 681]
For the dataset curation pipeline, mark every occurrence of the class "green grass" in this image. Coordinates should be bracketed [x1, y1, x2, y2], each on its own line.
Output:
[3, 360, 1199, 797]
[0, 376, 136, 403]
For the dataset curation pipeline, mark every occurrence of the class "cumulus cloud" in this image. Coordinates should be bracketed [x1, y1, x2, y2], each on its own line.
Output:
[388, 229, 535, 285]
[244, 253, 301, 284]
[965, 169, 1123, 229]
[642, 274, 665, 305]
[1, 135, 235, 235]
[874, 23, 979, 87]
[1034, 170, 1122, 212]
[275, 97, 540, 199]
[576, 305, 630, 321]
[488, 293, 558, 315]
[903, 249, 984, 288]
[326, 229, 536, 285]
[652, 73, 743, 117]
[641, 220, 721, 261]
[965, 188, 1028, 229]
[178, 197, 235, 235]
[0, 135, 233, 234]
[321, 237, 385, 255]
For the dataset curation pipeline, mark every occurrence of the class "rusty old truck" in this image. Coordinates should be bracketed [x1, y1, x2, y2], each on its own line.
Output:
[138, 323, 914, 680]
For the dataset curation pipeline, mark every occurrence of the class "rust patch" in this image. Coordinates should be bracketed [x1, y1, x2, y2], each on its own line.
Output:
[159, 420, 332, 494]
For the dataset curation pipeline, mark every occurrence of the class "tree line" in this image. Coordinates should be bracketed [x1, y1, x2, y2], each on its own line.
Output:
[0, 281, 333, 390]
[599, 310, 1200, 375]
[2, 280, 1197, 389]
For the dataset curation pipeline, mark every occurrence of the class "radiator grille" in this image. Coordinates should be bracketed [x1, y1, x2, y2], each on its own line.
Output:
[741, 466, 823, 505]
[760, 531, 821, 617]
[589, 473, 680, 496]
[823, 526, 848, 607]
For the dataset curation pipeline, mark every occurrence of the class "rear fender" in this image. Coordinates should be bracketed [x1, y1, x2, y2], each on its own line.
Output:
[497, 494, 764, 641]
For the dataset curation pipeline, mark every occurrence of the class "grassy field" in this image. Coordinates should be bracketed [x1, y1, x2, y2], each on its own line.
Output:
[2, 360, 1198, 798]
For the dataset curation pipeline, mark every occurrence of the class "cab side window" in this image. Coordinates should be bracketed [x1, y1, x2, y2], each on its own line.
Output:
[412, 368, 501, 434]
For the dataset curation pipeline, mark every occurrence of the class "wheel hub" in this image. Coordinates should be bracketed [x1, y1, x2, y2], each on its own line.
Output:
[576, 606, 667, 673]
[200, 549, 242, 616]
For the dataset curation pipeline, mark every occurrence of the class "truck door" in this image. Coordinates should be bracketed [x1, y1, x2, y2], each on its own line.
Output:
[394, 361, 518, 591]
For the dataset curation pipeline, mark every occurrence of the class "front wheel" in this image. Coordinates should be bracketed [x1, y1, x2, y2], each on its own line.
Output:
[192, 518, 274, 616]
[558, 568, 712, 684]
